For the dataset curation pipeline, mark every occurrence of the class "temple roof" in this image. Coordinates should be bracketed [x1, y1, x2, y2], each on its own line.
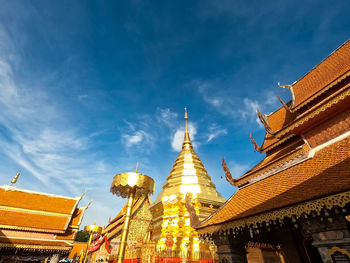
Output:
[197, 135, 350, 232]
[0, 186, 83, 233]
[0, 186, 86, 253]
[293, 39, 350, 110]
[257, 40, 350, 153]
[152, 109, 225, 207]
[0, 186, 79, 214]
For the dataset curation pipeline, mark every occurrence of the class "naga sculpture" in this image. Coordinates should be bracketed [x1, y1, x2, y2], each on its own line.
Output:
[222, 156, 235, 186]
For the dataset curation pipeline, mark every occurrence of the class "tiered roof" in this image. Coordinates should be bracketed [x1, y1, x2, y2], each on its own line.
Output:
[198, 136, 350, 233]
[0, 186, 86, 253]
[197, 39, 350, 234]
[260, 40, 350, 154]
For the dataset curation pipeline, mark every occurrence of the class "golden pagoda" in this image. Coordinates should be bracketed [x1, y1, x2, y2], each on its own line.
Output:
[150, 109, 225, 259]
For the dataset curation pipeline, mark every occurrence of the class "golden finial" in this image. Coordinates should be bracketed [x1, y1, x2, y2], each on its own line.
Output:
[11, 170, 21, 184]
[135, 163, 139, 173]
[184, 107, 191, 144]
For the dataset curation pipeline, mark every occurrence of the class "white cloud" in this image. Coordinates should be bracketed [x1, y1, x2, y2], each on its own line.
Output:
[171, 122, 197, 151]
[156, 107, 178, 128]
[195, 80, 279, 130]
[121, 130, 153, 149]
[120, 119, 155, 153]
[0, 27, 109, 200]
[207, 124, 228, 142]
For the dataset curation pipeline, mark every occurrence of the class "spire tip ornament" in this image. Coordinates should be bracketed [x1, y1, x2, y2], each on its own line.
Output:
[183, 107, 191, 147]
[11, 170, 21, 184]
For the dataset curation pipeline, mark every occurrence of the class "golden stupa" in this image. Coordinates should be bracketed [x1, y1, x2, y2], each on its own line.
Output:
[150, 109, 225, 258]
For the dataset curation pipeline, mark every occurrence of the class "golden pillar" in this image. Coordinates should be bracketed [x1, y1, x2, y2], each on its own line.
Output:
[110, 171, 155, 263]
[83, 223, 102, 263]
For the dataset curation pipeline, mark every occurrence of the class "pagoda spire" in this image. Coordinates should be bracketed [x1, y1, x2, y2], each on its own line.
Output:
[183, 107, 192, 149]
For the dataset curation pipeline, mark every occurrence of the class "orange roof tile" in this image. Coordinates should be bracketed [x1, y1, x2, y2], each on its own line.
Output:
[0, 187, 79, 214]
[260, 106, 297, 151]
[0, 210, 71, 232]
[199, 135, 350, 228]
[0, 236, 72, 247]
[293, 40, 350, 109]
[56, 229, 78, 241]
[237, 141, 307, 184]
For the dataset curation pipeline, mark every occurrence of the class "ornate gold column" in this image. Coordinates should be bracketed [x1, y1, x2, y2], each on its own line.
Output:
[110, 171, 155, 263]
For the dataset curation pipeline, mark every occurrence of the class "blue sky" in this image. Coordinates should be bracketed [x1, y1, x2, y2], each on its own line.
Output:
[0, 0, 349, 226]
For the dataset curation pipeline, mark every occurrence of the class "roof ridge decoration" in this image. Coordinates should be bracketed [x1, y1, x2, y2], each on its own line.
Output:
[222, 156, 235, 186]
[276, 95, 292, 113]
[261, 84, 350, 153]
[249, 133, 262, 153]
[278, 82, 296, 109]
[11, 170, 21, 184]
[256, 108, 274, 135]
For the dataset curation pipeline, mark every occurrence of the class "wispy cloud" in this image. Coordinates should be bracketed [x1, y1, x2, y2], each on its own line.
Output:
[195, 79, 279, 129]
[207, 124, 227, 142]
[121, 130, 154, 150]
[120, 118, 155, 153]
[0, 26, 111, 227]
[156, 107, 178, 129]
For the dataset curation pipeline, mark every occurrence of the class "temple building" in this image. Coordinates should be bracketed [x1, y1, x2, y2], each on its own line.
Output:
[150, 110, 226, 260]
[0, 184, 87, 263]
[196, 40, 350, 262]
[86, 195, 154, 263]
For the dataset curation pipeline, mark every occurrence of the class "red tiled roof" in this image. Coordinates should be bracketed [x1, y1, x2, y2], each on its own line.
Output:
[199, 135, 350, 229]
[261, 106, 297, 151]
[0, 187, 78, 214]
[293, 40, 350, 109]
[0, 187, 86, 233]
[258, 41, 350, 152]
[0, 236, 72, 248]
[0, 210, 70, 232]
[237, 141, 307, 185]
